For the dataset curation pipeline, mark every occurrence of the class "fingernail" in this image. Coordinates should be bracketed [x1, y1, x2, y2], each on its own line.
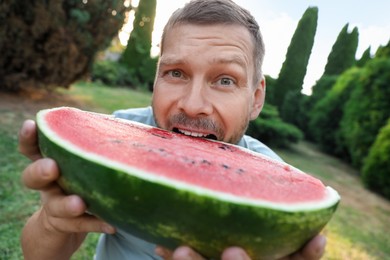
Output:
[102, 224, 116, 234]
[318, 235, 327, 252]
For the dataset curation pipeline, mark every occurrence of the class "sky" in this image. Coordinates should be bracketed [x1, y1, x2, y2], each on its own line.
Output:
[123, 0, 390, 94]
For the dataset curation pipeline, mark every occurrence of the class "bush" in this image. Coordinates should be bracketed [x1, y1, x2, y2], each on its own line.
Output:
[362, 119, 390, 200]
[247, 104, 303, 148]
[0, 0, 128, 92]
[92, 57, 158, 90]
[92, 60, 136, 87]
[339, 58, 390, 168]
[309, 68, 361, 159]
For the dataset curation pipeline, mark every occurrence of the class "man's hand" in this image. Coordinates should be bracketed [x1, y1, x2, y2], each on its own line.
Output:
[155, 234, 326, 260]
[19, 120, 116, 260]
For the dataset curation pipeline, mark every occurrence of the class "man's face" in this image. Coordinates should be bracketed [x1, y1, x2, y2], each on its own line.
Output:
[152, 24, 265, 144]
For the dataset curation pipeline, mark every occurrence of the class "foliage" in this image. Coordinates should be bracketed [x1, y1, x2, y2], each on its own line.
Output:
[362, 119, 390, 200]
[308, 24, 358, 119]
[280, 90, 308, 131]
[264, 74, 277, 102]
[339, 58, 390, 168]
[375, 40, 390, 58]
[309, 68, 361, 159]
[270, 7, 318, 110]
[92, 60, 136, 87]
[247, 104, 303, 148]
[310, 75, 339, 105]
[322, 24, 359, 76]
[120, 0, 157, 90]
[356, 46, 372, 68]
[0, 0, 128, 92]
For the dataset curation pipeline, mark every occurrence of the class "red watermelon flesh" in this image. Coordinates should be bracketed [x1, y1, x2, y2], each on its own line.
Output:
[44, 107, 326, 204]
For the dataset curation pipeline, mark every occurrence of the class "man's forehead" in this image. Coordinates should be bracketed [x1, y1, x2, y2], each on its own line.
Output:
[159, 54, 247, 66]
[162, 23, 254, 50]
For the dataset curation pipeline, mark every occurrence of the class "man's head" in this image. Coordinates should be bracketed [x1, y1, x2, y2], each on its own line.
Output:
[152, 0, 266, 144]
[161, 0, 265, 85]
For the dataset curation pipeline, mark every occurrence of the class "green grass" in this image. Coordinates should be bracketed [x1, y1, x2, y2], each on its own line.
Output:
[58, 81, 152, 113]
[274, 142, 390, 259]
[0, 82, 389, 259]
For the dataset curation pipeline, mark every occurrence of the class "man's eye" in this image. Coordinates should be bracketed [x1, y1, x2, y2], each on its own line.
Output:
[168, 70, 182, 78]
[219, 77, 234, 86]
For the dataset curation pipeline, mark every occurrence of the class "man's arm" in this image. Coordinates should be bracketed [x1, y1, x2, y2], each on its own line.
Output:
[19, 120, 115, 260]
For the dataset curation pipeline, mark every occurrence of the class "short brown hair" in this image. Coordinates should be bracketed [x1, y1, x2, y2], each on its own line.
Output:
[160, 0, 265, 85]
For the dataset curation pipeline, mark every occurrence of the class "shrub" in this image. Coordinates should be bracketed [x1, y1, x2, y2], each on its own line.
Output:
[0, 0, 128, 92]
[92, 60, 135, 87]
[247, 104, 303, 148]
[362, 119, 390, 200]
[309, 68, 361, 160]
[339, 58, 390, 168]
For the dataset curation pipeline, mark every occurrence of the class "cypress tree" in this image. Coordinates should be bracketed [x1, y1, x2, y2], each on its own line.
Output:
[271, 7, 318, 110]
[323, 24, 359, 76]
[356, 46, 372, 68]
[309, 24, 359, 114]
[120, 0, 157, 88]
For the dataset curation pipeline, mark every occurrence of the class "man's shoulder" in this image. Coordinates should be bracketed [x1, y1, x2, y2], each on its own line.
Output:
[113, 106, 156, 126]
[240, 135, 283, 162]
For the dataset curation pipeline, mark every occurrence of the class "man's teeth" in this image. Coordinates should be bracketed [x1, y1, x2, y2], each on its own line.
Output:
[178, 129, 208, 138]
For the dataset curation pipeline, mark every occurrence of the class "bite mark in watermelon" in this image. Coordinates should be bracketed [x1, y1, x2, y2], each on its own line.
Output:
[36, 107, 340, 259]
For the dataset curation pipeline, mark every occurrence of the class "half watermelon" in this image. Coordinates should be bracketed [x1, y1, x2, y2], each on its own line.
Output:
[36, 107, 340, 259]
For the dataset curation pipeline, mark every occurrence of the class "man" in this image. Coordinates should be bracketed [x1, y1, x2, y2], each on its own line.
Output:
[19, 0, 326, 259]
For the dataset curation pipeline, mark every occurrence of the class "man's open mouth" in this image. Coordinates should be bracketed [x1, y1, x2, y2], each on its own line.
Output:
[172, 127, 217, 140]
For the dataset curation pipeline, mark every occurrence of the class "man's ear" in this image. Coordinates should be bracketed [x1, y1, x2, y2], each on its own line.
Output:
[250, 76, 266, 120]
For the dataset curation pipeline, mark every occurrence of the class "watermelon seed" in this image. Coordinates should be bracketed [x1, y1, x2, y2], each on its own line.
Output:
[218, 144, 235, 152]
[221, 164, 230, 169]
[201, 159, 211, 165]
[218, 144, 229, 150]
[236, 168, 245, 175]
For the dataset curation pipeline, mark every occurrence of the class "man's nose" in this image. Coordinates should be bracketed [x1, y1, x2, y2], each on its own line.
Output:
[177, 81, 213, 117]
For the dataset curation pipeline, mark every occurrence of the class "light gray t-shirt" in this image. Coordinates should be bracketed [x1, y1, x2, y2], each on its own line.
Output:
[95, 106, 282, 260]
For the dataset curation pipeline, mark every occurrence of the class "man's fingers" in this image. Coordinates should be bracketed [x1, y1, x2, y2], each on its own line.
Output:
[155, 246, 173, 259]
[45, 194, 87, 218]
[47, 213, 116, 234]
[18, 119, 42, 161]
[286, 234, 326, 260]
[172, 246, 206, 260]
[299, 235, 326, 260]
[22, 158, 60, 190]
[221, 247, 251, 260]
[37, 206, 116, 235]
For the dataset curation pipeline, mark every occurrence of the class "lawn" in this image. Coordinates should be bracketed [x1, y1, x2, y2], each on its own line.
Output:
[0, 82, 389, 259]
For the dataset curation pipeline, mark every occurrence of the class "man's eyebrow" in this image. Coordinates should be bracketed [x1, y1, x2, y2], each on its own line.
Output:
[159, 56, 187, 67]
[210, 55, 247, 68]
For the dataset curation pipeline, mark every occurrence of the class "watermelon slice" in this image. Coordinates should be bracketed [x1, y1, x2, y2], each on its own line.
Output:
[36, 107, 340, 259]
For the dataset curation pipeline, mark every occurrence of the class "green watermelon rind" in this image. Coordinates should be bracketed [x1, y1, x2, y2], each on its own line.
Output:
[36, 108, 340, 259]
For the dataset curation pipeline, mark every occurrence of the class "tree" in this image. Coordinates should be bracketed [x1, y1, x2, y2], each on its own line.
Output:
[309, 24, 359, 106]
[375, 39, 390, 58]
[362, 119, 390, 200]
[356, 46, 372, 68]
[339, 58, 390, 168]
[322, 24, 359, 76]
[308, 68, 361, 159]
[0, 0, 128, 92]
[270, 7, 318, 112]
[247, 104, 303, 148]
[120, 0, 157, 89]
